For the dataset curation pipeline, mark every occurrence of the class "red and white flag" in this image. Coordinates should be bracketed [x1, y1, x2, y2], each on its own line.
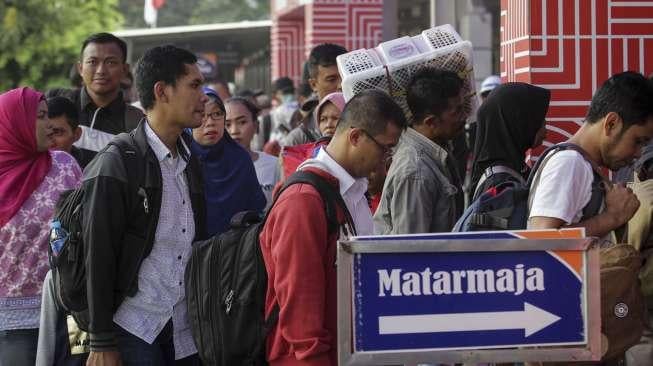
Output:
[144, 0, 166, 27]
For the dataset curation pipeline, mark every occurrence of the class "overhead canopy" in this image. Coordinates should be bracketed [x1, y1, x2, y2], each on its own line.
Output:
[114, 20, 271, 81]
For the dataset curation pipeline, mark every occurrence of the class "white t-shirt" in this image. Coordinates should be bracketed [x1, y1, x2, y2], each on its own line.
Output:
[254, 151, 280, 207]
[529, 150, 595, 225]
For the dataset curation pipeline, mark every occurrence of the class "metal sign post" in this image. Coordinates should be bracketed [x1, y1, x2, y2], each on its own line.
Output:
[337, 230, 601, 365]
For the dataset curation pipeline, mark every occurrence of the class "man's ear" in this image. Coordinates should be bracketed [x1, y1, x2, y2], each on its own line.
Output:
[153, 81, 169, 104]
[422, 114, 438, 128]
[72, 126, 82, 142]
[120, 63, 130, 84]
[308, 77, 318, 93]
[76, 61, 83, 77]
[348, 127, 363, 146]
[603, 112, 623, 137]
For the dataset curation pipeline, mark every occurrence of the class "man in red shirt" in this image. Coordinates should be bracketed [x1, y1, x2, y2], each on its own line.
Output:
[260, 89, 406, 365]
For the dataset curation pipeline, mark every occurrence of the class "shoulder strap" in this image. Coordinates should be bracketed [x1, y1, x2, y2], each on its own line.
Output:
[123, 108, 144, 132]
[107, 133, 141, 179]
[259, 170, 355, 352]
[527, 143, 606, 185]
[555, 143, 606, 179]
[107, 133, 146, 212]
[270, 170, 356, 236]
[473, 165, 525, 198]
[527, 142, 608, 214]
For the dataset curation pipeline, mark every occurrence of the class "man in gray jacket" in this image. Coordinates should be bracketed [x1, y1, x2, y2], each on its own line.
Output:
[374, 67, 467, 234]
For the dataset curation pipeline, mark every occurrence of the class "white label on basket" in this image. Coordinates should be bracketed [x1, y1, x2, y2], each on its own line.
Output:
[389, 43, 415, 60]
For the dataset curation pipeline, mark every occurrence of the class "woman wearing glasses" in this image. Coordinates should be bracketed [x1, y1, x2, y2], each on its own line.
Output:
[190, 88, 266, 236]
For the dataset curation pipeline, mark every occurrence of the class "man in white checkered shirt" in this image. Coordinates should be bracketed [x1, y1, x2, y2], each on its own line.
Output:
[83, 45, 208, 366]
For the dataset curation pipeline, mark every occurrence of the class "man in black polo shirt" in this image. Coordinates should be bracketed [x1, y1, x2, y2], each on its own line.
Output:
[47, 32, 144, 167]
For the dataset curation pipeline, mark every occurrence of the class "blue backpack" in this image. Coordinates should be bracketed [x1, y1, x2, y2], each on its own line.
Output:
[453, 143, 605, 232]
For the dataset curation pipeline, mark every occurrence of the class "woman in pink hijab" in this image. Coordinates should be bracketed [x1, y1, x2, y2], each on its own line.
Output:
[315, 92, 346, 137]
[278, 92, 346, 178]
[0, 87, 82, 365]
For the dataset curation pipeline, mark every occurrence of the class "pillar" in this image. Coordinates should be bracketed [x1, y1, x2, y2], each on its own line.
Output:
[271, 0, 387, 84]
[501, 0, 653, 157]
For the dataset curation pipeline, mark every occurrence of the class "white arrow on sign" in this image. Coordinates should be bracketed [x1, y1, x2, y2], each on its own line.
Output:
[378, 302, 561, 337]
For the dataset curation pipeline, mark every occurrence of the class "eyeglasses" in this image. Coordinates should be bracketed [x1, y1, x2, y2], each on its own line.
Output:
[203, 111, 224, 121]
[358, 128, 396, 161]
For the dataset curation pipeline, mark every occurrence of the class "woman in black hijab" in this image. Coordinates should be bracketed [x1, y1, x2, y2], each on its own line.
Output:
[470, 82, 551, 200]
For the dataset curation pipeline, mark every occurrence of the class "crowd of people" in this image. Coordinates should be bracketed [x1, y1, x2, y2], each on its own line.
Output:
[1, 30, 653, 366]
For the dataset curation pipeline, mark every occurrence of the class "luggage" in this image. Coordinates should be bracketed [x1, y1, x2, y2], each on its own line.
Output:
[185, 170, 353, 365]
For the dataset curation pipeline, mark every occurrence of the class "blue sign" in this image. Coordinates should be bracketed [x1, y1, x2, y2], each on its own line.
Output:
[351, 233, 586, 352]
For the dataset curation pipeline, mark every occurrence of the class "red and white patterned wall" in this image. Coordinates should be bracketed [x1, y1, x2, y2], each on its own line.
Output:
[271, 0, 384, 83]
[501, 0, 653, 157]
[271, 19, 306, 85]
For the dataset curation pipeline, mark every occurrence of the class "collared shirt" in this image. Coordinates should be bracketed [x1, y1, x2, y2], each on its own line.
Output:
[374, 127, 462, 234]
[311, 148, 374, 236]
[113, 122, 197, 359]
[68, 87, 143, 167]
[78, 87, 128, 135]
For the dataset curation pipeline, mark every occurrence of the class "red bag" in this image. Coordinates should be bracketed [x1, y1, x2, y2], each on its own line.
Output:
[280, 137, 331, 180]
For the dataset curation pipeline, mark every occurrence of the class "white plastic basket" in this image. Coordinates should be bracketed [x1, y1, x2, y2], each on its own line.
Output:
[338, 24, 477, 123]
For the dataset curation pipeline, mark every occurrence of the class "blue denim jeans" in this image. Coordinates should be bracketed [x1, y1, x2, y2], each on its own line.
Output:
[0, 328, 39, 366]
[115, 321, 199, 366]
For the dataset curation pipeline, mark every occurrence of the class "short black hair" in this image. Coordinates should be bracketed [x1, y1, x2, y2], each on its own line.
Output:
[273, 77, 295, 95]
[134, 45, 198, 111]
[336, 89, 407, 135]
[47, 96, 79, 129]
[225, 96, 260, 122]
[406, 67, 464, 125]
[80, 33, 127, 63]
[308, 43, 347, 78]
[586, 71, 653, 129]
[298, 82, 313, 98]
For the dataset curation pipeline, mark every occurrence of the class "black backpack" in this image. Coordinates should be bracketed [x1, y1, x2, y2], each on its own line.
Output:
[453, 143, 605, 232]
[48, 133, 144, 330]
[185, 170, 354, 366]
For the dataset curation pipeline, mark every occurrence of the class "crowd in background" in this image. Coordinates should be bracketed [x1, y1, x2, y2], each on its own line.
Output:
[1, 30, 653, 366]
